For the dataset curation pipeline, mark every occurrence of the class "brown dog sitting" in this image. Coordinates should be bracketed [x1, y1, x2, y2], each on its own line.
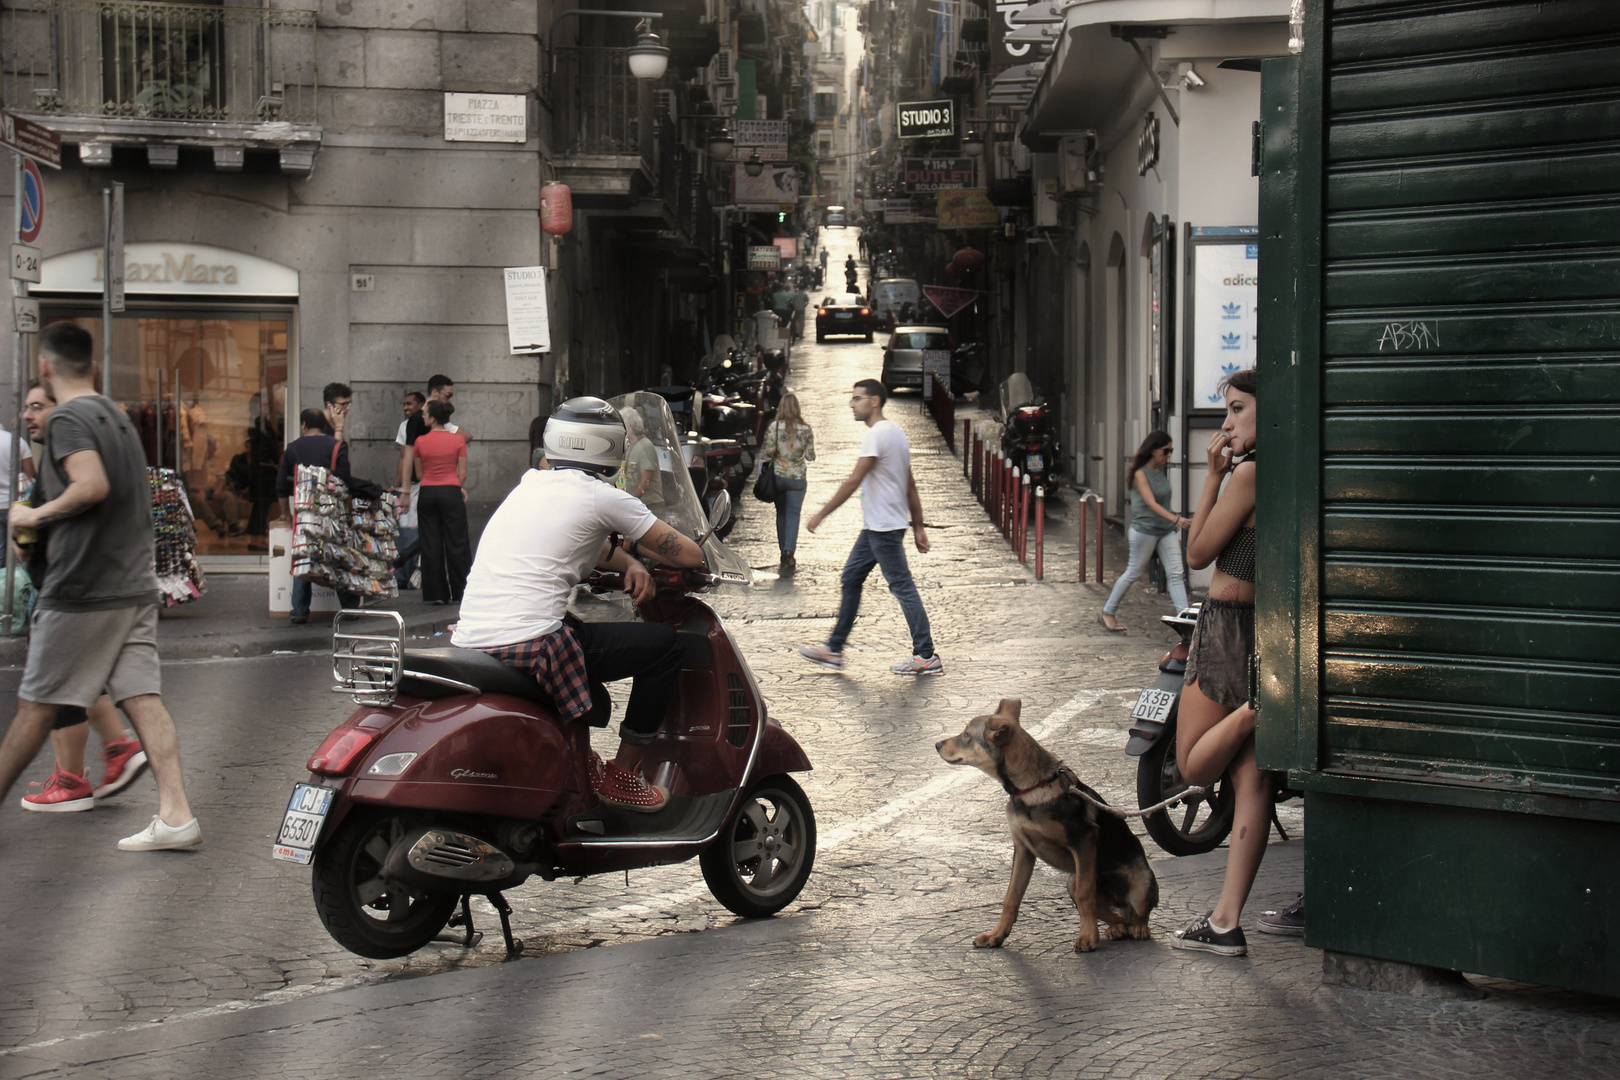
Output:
[936, 698, 1159, 952]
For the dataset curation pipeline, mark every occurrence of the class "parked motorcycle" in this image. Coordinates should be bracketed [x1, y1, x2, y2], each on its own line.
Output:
[998, 373, 1063, 492]
[1126, 604, 1297, 856]
[277, 393, 808, 959]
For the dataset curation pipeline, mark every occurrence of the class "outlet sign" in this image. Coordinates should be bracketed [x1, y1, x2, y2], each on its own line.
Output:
[897, 100, 955, 139]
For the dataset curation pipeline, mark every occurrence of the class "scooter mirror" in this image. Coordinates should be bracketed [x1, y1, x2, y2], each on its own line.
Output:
[700, 489, 732, 543]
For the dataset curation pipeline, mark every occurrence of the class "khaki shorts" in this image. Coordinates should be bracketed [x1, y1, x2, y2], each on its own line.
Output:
[1183, 598, 1255, 711]
[19, 604, 162, 709]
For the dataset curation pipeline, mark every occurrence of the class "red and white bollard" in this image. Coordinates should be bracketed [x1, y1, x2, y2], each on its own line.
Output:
[1018, 474, 1031, 562]
[1034, 485, 1045, 580]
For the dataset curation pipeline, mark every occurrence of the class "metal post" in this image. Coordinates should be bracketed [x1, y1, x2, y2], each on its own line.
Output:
[962, 419, 970, 477]
[101, 188, 112, 398]
[1034, 485, 1045, 580]
[1005, 463, 1017, 539]
[1079, 491, 1105, 585]
[971, 428, 980, 499]
[1019, 474, 1030, 562]
[4, 154, 23, 631]
[1093, 494, 1105, 584]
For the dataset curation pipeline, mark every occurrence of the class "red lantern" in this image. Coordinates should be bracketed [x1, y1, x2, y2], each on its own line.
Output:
[954, 247, 985, 271]
[540, 182, 573, 235]
[945, 261, 965, 281]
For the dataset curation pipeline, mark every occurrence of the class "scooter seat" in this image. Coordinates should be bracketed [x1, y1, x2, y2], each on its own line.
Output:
[400, 647, 555, 707]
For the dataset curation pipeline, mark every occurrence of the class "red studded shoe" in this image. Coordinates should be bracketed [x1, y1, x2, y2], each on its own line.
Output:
[595, 762, 668, 814]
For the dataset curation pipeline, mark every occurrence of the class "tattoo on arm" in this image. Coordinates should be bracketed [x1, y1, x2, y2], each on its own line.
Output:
[655, 529, 680, 557]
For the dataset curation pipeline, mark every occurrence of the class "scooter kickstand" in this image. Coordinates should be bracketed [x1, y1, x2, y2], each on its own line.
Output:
[435, 894, 483, 949]
[1271, 804, 1290, 843]
[485, 891, 524, 957]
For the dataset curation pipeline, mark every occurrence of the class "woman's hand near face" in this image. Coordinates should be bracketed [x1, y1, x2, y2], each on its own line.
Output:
[1206, 430, 1234, 478]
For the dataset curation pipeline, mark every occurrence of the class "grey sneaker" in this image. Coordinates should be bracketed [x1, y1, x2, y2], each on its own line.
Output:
[890, 653, 944, 675]
[1258, 893, 1305, 937]
[798, 643, 844, 669]
[117, 816, 202, 852]
[1171, 914, 1247, 956]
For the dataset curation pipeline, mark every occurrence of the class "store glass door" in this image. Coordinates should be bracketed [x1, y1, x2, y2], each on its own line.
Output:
[40, 306, 292, 557]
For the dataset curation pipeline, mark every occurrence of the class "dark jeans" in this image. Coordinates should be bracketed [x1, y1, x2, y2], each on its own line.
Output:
[418, 485, 471, 603]
[828, 528, 934, 658]
[395, 526, 420, 588]
[774, 477, 807, 554]
[291, 577, 359, 619]
[574, 620, 683, 746]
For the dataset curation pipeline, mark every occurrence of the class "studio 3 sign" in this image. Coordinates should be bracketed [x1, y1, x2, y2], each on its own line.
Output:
[897, 100, 955, 140]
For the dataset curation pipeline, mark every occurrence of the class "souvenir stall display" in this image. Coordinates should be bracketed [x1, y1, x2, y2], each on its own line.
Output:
[289, 465, 400, 599]
[149, 468, 207, 606]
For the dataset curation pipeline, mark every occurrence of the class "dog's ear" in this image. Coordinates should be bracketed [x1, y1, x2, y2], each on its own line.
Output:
[986, 716, 1014, 746]
[996, 698, 1022, 725]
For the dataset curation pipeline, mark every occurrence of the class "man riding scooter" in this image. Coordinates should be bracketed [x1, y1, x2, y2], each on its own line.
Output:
[450, 397, 705, 813]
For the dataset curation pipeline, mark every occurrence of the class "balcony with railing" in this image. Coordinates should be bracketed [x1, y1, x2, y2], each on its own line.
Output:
[0, 0, 319, 172]
[549, 45, 655, 206]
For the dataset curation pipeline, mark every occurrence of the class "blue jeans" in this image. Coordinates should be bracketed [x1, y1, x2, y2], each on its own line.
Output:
[775, 477, 807, 553]
[291, 577, 359, 619]
[828, 529, 934, 658]
[1103, 527, 1190, 615]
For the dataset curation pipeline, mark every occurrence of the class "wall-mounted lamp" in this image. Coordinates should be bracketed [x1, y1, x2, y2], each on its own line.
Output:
[554, 9, 668, 80]
[744, 150, 764, 178]
[962, 131, 985, 157]
[707, 125, 736, 160]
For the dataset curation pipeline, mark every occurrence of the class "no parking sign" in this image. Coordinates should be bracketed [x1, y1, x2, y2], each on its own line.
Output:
[18, 158, 43, 243]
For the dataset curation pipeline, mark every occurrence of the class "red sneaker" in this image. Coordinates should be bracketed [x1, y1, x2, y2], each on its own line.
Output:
[95, 739, 149, 799]
[20, 767, 96, 813]
[595, 762, 668, 814]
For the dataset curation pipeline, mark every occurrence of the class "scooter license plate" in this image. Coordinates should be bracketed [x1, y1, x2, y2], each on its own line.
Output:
[1131, 688, 1176, 723]
[272, 783, 335, 865]
[1026, 453, 1044, 471]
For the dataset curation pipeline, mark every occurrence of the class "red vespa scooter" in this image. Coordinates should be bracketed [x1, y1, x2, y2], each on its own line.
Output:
[273, 394, 815, 960]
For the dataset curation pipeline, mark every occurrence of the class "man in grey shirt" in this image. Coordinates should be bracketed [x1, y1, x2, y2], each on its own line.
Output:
[0, 322, 201, 850]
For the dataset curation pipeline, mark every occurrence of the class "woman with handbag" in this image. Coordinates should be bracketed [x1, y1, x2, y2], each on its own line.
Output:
[410, 399, 472, 604]
[758, 392, 815, 576]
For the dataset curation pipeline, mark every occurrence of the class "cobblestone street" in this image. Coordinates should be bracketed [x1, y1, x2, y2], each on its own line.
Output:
[1, 236, 1615, 1077]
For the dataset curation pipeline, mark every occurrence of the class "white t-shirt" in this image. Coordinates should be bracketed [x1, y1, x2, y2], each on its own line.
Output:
[451, 469, 658, 648]
[857, 419, 912, 532]
[0, 425, 33, 510]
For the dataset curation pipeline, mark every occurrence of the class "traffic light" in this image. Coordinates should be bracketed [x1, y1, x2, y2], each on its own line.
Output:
[778, 212, 788, 223]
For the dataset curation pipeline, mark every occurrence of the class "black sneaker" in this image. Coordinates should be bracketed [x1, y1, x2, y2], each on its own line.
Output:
[1171, 914, 1247, 956]
[1258, 893, 1305, 937]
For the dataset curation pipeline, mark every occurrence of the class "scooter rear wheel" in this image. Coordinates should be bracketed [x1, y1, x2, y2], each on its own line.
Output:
[312, 808, 460, 959]
[702, 774, 816, 918]
[1136, 730, 1235, 857]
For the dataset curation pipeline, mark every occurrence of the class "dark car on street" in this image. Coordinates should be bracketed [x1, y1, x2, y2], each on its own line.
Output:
[815, 296, 874, 342]
[881, 325, 954, 390]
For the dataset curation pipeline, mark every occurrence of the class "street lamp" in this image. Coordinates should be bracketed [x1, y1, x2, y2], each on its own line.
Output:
[744, 150, 764, 177]
[625, 21, 670, 80]
[962, 131, 985, 157]
[707, 124, 735, 160]
[554, 9, 668, 80]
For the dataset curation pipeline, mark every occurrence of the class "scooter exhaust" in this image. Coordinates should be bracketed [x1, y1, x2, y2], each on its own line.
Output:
[383, 825, 526, 889]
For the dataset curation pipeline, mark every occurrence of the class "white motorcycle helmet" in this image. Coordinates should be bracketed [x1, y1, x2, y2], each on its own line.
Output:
[541, 396, 627, 478]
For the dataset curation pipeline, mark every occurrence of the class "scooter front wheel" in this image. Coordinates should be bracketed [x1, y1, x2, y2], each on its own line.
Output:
[702, 774, 816, 918]
[312, 808, 460, 959]
[1136, 731, 1235, 857]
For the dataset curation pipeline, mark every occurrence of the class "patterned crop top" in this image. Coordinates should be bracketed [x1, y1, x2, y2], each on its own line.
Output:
[1215, 526, 1256, 583]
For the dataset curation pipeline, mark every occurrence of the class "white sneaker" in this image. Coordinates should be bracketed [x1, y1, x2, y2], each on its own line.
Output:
[117, 815, 202, 851]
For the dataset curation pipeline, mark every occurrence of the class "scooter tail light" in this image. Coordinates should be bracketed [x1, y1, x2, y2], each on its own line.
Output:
[860, 307, 869, 315]
[307, 727, 380, 777]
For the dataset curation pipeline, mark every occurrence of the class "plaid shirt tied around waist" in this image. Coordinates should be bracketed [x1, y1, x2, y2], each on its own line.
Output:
[473, 616, 592, 721]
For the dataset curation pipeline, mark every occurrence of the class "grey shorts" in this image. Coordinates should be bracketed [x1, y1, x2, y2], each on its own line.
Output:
[1184, 598, 1255, 711]
[19, 604, 162, 709]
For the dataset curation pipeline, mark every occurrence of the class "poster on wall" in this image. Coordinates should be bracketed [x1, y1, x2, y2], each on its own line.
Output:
[1189, 232, 1258, 412]
[733, 164, 801, 209]
[503, 266, 550, 353]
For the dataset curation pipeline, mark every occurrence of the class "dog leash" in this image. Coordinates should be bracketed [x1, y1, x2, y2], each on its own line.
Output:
[1028, 766, 1208, 819]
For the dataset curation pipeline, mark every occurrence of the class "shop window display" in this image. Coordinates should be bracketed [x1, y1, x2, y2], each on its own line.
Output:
[40, 310, 290, 557]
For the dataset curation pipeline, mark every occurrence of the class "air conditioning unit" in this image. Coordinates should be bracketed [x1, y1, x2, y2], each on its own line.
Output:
[1059, 133, 1093, 192]
[712, 47, 735, 84]
[654, 89, 679, 120]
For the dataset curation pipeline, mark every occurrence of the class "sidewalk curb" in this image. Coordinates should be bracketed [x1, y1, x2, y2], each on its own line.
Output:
[0, 610, 458, 666]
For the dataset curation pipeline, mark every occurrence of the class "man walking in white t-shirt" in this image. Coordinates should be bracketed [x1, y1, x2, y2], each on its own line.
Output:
[799, 379, 940, 675]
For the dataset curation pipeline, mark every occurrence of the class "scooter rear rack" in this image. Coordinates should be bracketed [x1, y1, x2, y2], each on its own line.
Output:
[331, 609, 405, 705]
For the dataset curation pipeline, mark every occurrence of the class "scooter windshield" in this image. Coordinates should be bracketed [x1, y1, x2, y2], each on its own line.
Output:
[608, 391, 751, 586]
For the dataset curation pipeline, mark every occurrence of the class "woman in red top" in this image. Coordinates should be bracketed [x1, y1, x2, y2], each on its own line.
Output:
[410, 399, 471, 604]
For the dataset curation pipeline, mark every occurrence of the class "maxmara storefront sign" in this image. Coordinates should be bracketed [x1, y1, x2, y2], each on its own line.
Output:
[34, 243, 299, 297]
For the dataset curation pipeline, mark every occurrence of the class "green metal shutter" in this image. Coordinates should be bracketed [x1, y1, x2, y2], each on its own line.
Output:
[1261, 1, 1620, 808]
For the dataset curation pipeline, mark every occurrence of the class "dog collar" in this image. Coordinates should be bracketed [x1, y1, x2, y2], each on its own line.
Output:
[1012, 771, 1063, 798]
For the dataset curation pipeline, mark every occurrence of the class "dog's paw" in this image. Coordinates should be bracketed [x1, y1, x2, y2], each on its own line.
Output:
[1105, 923, 1130, 941]
[973, 932, 1006, 949]
[1073, 929, 1099, 953]
[1128, 922, 1153, 940]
